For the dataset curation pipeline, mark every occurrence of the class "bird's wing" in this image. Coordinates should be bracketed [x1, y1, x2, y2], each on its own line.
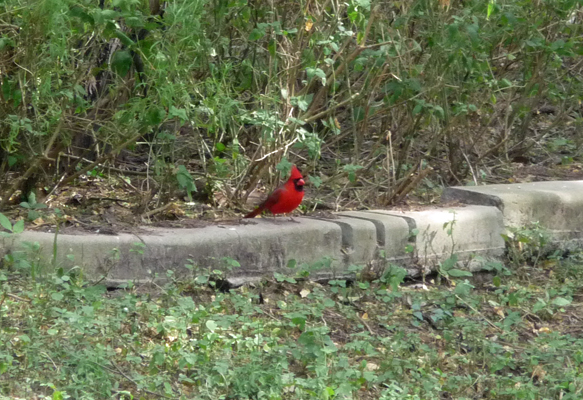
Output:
[260, 187, 283, 210]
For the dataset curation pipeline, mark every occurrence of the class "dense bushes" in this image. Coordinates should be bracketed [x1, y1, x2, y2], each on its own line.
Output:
[1, 0, 582, 211]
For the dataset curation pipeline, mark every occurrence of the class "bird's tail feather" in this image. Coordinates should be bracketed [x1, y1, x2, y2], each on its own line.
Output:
[244, 207, 264, 218]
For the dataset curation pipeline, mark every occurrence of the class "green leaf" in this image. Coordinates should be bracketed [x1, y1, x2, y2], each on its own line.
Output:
[454, 281, 474, 296]
[100, 9, 118, 20]
[308, 175, 322, 188]
[552, 297, 571, 307]
[169, 106, 188, 122]
[51, 292, 64, 301]
[487, 0, 495, 19]
[28, 192, 36, 205]
[412, 103, 424, 115]
[19, 334, 31, 343]
[306, 67, 326, 86]
[447, 269, 473, 277]
[432, 105, 445, 120]
[276, 157, 293, 175]
[12, 219, 24, 234]
[0, 37, 14, 51]
[323, 298, 335, 307]
[0, 213, 12, 232]
[111, 50, 133, 76]
[176, 165, 197, 201]
[493, 275, 501, 287]
[206, 320, 218, 332]
[532, 299, 546, 313]
[215, 142, 226, 152]
[249, 28, 265, 41]
[291, 315, 306, 331]
[440, 255, 458, 271]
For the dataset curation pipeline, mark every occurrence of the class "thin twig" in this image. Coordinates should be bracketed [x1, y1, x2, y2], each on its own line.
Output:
[5, 293, 31, 302]
[141, 203, 174, 219]
[303, 92, 361, 123]
[358, 315, 375, 335]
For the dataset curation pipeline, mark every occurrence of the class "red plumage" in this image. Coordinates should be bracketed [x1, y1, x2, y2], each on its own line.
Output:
[244, 165, 305, 218]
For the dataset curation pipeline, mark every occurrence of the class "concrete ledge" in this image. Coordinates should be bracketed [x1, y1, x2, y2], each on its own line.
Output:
[368, 206, 506, 270]
[443, 181, 583, 239]
[2, 180, 582, 285]
[1, 218, 344, 283]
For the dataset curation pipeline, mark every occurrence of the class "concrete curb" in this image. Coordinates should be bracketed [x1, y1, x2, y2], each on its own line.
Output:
[1, 181, 581, 285]
[443, 181, 583, 240]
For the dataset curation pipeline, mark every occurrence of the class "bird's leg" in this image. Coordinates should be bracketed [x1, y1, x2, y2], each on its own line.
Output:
[270, 213, 280, 224]
[288, 214, 301, 223]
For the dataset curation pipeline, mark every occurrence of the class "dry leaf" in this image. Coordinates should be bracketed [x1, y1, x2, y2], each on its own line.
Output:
[305, 20, 313, 32]
[365, 362, 379, 371]
[300, 289, 310, 298]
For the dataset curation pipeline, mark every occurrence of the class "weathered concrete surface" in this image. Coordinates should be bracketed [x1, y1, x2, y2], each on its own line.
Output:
[443, 181, 583, 239]
[314, 216, 377, 266]
[367, 206, 506, 270]
[337, 211, 411, 263]
[1, 218, 344, 285]
[7, 178, 583, 286]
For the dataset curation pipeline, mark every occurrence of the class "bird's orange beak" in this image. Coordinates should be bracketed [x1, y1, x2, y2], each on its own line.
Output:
[298, 178, 305, 186]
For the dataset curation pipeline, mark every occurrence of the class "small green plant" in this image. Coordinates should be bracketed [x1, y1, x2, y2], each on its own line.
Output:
[438, 254, 473, 282]
[186, 256, 240, 286]
[502, 222, 552, 268]
[379, 264, 407, 292]
[0, 213, 24, 237]
[19, 192, 47, 221]
[274, 271, 297, 284]
[443, 210, 458, 256]
[130, 241, 147, 255]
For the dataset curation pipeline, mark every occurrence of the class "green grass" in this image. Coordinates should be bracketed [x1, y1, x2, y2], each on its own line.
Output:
[2, 252, 583, 399]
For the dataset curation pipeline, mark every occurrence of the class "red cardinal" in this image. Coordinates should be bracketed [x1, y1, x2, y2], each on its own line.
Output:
[244, 165, 305, 218]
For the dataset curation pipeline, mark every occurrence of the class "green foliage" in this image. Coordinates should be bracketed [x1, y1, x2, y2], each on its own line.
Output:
[19, 192, 48, 221]
[2, 0, 583, 209]
[0, 212, 24, 237]
[3, 242, 583, 398]
[502, 222, 552, 268]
